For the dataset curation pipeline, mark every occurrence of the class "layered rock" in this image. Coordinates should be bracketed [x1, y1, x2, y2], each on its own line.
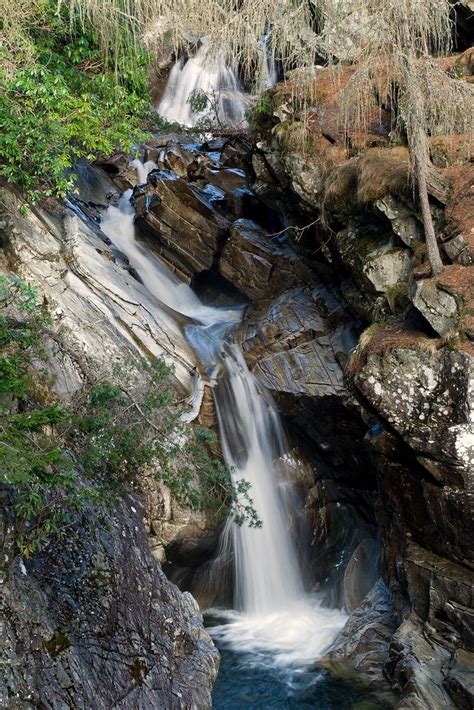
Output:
[0, 180, 220, 706]
[133, 171, 230, 279]
[219, 219, 312, 300]
[0, 492, 219, 708]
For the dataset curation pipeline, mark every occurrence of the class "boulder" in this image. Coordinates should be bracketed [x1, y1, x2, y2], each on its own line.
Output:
[353, 339, 474, 487]
[335, 228, 412, 296]
[412, 279, 459, 336]
[376, 195, 423, 248]
[218, 219, 312, 300]
[134, 172, 230, 278]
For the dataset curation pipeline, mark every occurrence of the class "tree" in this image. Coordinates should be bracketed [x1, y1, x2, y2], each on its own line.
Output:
[316, 0, 473, 274]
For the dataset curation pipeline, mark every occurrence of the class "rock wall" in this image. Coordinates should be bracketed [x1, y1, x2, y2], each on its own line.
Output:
[0, 179, 220, 707]
[249, 64, 474, 708]
[0, 491, 218, 709]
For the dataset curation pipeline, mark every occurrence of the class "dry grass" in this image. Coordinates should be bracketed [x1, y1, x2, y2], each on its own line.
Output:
[356, 147, 411, 204]
[347, 323, 440, 375]
[322, 145, 411, 218]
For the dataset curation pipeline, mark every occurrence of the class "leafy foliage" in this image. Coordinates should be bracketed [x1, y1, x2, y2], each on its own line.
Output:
[1, 275, 259, 557]
[0, 1, 152, 201]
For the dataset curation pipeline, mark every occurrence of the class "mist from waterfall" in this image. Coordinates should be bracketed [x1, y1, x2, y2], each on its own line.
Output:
[100, 163, 347, 677]
[157, 41, 247, 128]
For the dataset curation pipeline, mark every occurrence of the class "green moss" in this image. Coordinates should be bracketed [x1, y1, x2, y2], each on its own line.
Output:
[129, 658, 148, 685]
[43, 631, 71, 658]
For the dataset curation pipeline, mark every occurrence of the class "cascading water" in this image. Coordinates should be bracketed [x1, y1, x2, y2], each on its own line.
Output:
[100, 160, 347, 702]
[157, 41, 247, 128]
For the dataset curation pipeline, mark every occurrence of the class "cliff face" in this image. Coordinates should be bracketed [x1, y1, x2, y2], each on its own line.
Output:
[0, 180, 219, 708]
[0, 491, 218, 709]
[249, 58, 473, 708]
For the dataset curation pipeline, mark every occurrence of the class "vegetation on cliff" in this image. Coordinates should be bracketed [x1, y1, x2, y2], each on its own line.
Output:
[0, 0, 152, 200]
[0, 274, 258, 557]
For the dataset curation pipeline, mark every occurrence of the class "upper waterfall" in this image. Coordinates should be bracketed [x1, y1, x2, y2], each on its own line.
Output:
[157, 41, 247, 128]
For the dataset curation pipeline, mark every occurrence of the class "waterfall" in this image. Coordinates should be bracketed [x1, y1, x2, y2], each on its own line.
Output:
[213, 344, 303, 613]
[100, 163, 347, 675]
[157, 41, 247, 128]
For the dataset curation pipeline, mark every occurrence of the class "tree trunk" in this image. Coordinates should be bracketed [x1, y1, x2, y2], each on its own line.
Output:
[413, 127, 444, 275]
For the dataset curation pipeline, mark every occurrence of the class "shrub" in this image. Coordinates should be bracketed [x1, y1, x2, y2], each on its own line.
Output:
[0, 275, 259, 557]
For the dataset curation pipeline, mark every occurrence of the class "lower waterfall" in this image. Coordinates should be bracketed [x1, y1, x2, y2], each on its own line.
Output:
[100, 170, 347, 697]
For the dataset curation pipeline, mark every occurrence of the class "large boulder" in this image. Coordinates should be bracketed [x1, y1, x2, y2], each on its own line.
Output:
[218, 219, 312, 300]
[353, 336, 474, 486]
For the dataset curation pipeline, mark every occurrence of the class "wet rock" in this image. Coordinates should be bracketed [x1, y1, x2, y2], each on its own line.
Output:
[218, 219, 312, 300]
[388, 618, 456, 710]
[0, 494, 219, 709]
[324, 579, 398, 686]
[0, 185, 196, 391]
[404, 543, 474, 649]
[342, 538, 381, 613]
[239, 284, 357, 397]
[444, 649, 474, 709]
[156, 142, 196, 177]
[412, 279, 459, 336]
[134, 173, 230, 278]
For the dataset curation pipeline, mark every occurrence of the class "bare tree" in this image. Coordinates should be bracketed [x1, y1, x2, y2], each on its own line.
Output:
[317, 0, 473, 275]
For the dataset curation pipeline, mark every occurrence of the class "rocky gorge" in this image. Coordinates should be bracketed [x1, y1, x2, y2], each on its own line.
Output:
[1, 36, 473, 710]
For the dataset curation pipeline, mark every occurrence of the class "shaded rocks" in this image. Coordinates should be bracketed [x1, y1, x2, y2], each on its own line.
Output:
[0, 493, 219, 709]
[324, 579, 398, 687]
[353, 337, 474, 486]
[133, 172, 230, 278]
[219, 219, 312, 300]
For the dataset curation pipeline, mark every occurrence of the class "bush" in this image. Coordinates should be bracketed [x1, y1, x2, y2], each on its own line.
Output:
[0, 1, 152, 201]
[0, 275, 259, 558]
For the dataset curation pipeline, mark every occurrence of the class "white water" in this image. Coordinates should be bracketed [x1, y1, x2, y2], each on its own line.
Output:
[100, 162, 347, 675]
[157, 41, 247, 128]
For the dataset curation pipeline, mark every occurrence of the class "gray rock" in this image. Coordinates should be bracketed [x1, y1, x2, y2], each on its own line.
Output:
[219, 219, 312, 300]
[388, 618, 456, 710]
[335, 228, 412, 296]
[354, 344, 474, 486]
[0, 493, 219, 709]
[412, 279, 459, 336]
[342, 538, 381, 613]
[324, 579, 397, 687]
[134, 173, 230, 279]
[376, 196, 423, 248]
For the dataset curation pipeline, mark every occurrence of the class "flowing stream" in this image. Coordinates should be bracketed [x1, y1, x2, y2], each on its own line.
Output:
[100, 161, 348, 706]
